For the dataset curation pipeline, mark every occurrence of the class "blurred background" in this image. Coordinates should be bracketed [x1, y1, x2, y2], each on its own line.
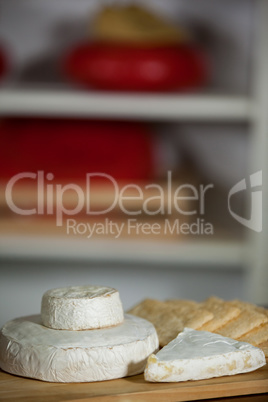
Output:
[0, 0, 267, 328]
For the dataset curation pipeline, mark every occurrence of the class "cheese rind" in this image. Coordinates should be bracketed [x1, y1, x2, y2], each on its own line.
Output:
[0, 314, 158, 382]
[144, 328, 266, 382]
[41, 285, 124, 330]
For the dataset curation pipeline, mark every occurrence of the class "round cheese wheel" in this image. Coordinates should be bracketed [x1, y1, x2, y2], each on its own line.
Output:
[41, 285, 124, 330]
[0, 314, 159, 382]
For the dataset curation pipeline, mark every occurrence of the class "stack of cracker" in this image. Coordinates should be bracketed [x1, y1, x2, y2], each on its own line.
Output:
[128, 296, 268, 358]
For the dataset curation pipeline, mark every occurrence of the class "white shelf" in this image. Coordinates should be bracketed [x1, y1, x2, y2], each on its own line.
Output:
[0, 235, 245, 267]
[0, 89, 253, 121]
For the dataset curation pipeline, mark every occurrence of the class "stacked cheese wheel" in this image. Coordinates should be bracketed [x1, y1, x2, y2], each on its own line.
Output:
[0, 285, 158, 382]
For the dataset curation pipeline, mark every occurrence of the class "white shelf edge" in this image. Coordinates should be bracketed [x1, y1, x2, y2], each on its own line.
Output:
[0, 235, 245, 267]
[0, 89, 253, 121]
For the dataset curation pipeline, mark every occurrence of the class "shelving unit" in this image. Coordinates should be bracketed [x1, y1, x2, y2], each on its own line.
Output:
[0, 0, 267, 304]
[0, 234, 244, 267]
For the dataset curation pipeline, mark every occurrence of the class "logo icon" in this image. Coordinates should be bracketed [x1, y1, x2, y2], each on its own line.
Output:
[228, 170, 262, 232]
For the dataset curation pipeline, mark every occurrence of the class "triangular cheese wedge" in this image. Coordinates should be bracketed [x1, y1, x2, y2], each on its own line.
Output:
[144, 327, 266, 382]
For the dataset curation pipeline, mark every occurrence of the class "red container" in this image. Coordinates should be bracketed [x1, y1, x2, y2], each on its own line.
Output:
[63, 43, 208, 92]
[0, 119, 154, 181]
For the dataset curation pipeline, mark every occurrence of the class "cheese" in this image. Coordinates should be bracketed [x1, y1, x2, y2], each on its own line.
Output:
[0, 313, 158, 382]
[144, 327, 266, 382]
[41, 285, 124, 330]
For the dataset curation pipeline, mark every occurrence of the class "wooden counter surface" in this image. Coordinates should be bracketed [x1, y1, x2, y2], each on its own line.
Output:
[0, 363, 268, 402]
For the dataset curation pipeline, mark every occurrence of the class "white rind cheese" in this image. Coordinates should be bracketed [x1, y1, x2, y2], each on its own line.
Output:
[0, 314, 159, 382]
[144, 328, 266, 382]
[41, 285, 124, 330]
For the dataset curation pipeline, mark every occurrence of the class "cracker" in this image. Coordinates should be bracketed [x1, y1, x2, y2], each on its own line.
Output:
[237, 305, 268, 346]
[216, 301, 268, 339]
[198, 296, 241, 332]
[231, 299, 268, 316]
[127, 298, 183, 347]
[239, 322, 268, 346]
[165, 299, 214, 329]
[165, 299, 198, 309]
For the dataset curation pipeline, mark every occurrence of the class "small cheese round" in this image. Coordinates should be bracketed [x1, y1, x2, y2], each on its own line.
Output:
[0, 314, 159, 382]
[41, 285, 124, 330]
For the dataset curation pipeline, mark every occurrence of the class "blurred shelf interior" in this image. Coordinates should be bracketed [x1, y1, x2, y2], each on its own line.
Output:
[0, 0, 267, 305]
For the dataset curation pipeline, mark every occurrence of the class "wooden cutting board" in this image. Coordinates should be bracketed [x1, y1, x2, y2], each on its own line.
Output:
[0, 364, 268, 402]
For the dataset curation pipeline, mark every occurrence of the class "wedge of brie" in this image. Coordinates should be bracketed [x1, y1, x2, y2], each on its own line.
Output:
[41, 285, 124, 330]
[144, 328, 266, 382]
[0, 313, 158, 382]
